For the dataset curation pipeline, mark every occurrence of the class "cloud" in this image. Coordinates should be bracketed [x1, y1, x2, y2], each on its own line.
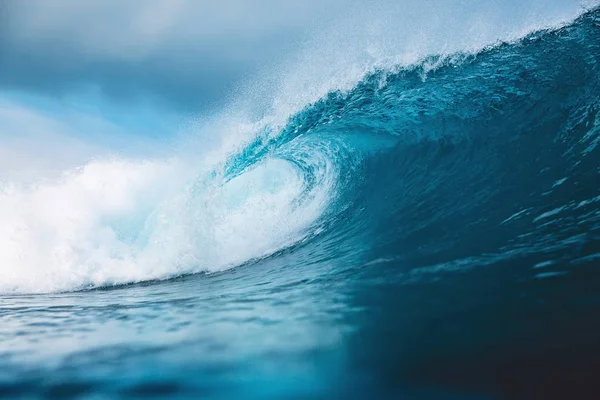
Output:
[0, 0, 347, 111]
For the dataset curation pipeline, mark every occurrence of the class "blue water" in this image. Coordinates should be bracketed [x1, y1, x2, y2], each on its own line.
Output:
[2, 8, 600, 399]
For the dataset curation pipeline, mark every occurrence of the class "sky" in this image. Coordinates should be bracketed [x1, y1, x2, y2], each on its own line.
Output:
[0, 0, 348, 112]
[0, 0, 597, 180]
[0, 0, 354, 178]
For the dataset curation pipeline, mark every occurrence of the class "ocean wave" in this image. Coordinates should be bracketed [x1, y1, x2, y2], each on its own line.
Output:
[1, 7, 599, 294]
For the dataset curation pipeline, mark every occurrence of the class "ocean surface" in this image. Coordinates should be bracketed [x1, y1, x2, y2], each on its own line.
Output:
[1, 7, 600, 400]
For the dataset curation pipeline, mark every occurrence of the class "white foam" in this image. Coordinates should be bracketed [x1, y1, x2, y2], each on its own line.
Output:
[0, 142, 337, 293]
[0, 160, 176, 293]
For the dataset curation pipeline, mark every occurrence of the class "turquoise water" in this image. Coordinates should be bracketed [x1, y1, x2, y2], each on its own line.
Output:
[1, 8, 600, 399]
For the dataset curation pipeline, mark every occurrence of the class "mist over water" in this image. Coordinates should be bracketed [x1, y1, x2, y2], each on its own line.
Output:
[1, 1, 600, 398]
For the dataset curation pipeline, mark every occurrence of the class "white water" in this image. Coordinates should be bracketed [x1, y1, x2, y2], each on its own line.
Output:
[0, 152, 336, 293]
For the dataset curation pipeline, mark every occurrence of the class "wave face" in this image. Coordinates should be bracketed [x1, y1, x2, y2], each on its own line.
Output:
[1, 6, 600, 400]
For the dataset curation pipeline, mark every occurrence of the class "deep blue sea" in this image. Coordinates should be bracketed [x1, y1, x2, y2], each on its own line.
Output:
[1, 7, 600, 400]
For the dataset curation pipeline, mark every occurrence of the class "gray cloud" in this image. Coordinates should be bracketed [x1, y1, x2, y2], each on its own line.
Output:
[0, 0, 347, 111]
